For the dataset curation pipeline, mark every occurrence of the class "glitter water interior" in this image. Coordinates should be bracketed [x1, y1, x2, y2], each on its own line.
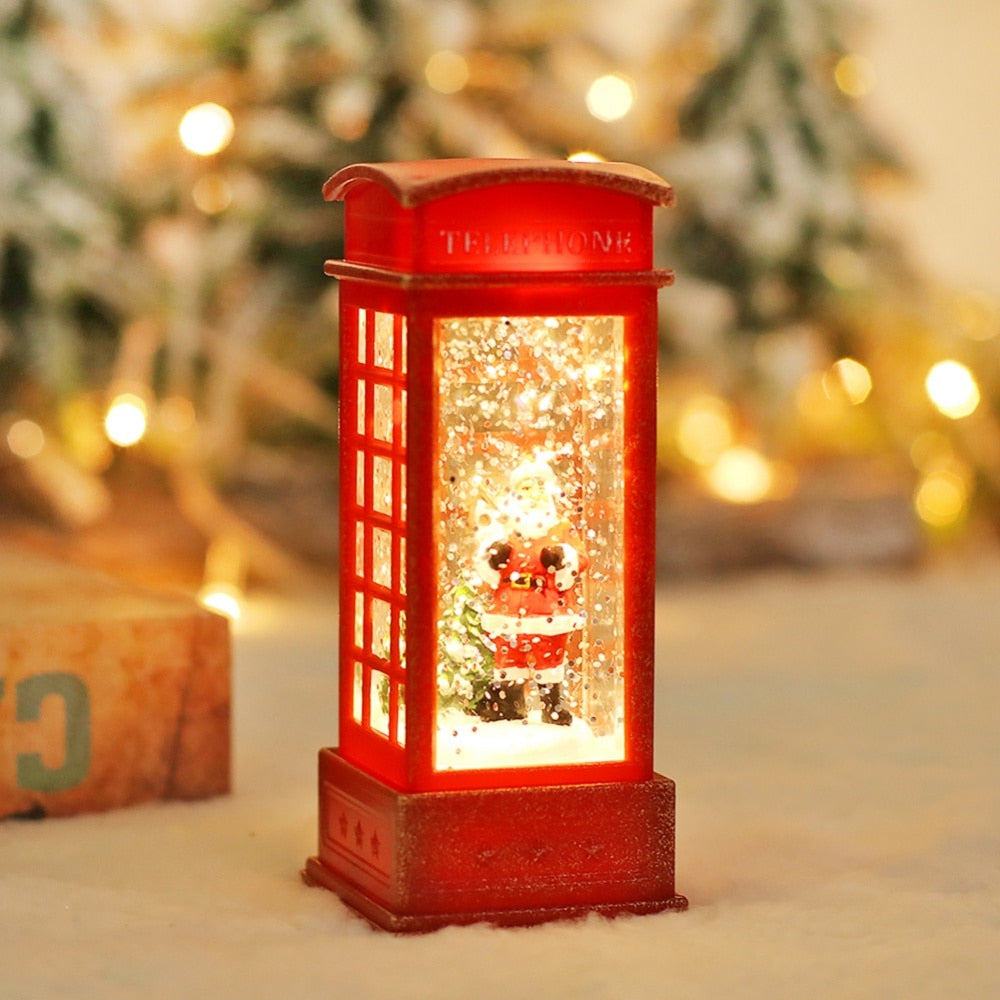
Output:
[434, 315, 626, 770]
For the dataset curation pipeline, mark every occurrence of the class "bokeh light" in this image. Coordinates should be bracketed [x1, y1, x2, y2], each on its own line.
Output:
[198, 582, 243, 621]
[425, 50, 470, 94]
[824, 357, 873, 405]
[914, 469, 970, 528]
[191, 173, 233, 214]
[925, 360, 980, 419]
[706, 446, 774, 504]
[104, 393, 148, 447]
[834, 54, 877, 98]
[676, 394, 734, 466]
[6, 418, 45, 459]
[585, 74, 635, 122]
[179, 102, 235, 157]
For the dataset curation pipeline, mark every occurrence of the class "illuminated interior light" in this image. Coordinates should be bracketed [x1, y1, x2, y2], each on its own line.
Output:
[425, 50, 470, 94]
[834, 54, 877, 98]
[706, 446, 774, 504]
[676, 394, 734, 466]
[925, 360, 980, 419]
[568, 151, 607, 163]
[6, 418, 45, 459]
[914, 469, 969, 528]
[824, 357, 872, 405]
[104, 394, 148, 447]
[584, 360, 611, 382]
[179, 102, 235, 157]
[585, 74, 635, 122]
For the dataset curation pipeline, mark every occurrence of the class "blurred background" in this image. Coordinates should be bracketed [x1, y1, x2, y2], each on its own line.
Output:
[1, 0, 998, 616]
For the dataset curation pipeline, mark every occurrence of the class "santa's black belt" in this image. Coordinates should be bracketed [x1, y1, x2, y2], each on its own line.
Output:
[506, 574, 547, 590]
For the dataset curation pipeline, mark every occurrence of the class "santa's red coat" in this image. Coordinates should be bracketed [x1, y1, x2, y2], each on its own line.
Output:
[478, 520, 589, 682]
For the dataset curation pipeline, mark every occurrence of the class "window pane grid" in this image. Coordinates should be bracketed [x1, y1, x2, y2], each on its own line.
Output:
[344, 307, 408, 749]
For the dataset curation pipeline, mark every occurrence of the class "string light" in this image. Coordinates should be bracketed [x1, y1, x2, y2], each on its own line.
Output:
[585, 74, 635, 122]
[925, 360, 980, 419]
[104, 393, 148, 447]
[179, 102, 235, 157]
[425, 51, 470, 94]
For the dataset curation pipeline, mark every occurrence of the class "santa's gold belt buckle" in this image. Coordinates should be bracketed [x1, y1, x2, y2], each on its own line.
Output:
[509, 574, 543, 590]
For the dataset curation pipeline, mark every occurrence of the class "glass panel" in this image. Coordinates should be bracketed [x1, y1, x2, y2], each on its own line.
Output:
[371, 597, 391, 653]
[373, 382, 393, 442]
[372, 527, 392, 589]
[356, 454, 366, 507]
[355, 522, 365, 578]
[352, 660, 363, 723]
[357, 380, 366, 436]
[369, 669, 390, 737]
[372, 456, 393, 515]
[374, 312, 394, 369]
[357, 310, 367, 365]
[434, 316, 626, 772]
[354, 592, 365, 649]
[396, 682, 406, 746]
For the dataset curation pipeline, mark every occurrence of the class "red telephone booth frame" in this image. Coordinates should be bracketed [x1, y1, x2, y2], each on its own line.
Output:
[304, 160, 687, 930]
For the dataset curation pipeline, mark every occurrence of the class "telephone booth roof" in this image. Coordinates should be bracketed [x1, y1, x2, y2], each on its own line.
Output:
[323, 158, 674, 280]
[323, 158, 674, 208]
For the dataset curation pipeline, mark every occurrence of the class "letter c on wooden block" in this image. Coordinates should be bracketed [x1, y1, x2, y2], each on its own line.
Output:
[16, 673, 91, 792]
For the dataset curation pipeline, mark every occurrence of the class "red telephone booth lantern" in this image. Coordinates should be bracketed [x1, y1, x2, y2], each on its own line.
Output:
[303, 159, 687, 930]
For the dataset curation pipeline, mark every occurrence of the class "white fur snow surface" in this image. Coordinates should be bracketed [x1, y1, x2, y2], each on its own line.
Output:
[3, 562, 998, 999]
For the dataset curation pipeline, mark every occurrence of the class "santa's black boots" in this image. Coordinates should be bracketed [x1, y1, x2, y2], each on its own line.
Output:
[539, 683, 573, 726]
[476, 681, 527, 722]
[476, 680, 573, 726]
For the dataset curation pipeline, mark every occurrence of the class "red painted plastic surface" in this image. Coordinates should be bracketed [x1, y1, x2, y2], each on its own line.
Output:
[304, 749, 686, 931]
[310, 159, 684, 928]
[324, 159, 673, 276]
[335, 280, 661, 794]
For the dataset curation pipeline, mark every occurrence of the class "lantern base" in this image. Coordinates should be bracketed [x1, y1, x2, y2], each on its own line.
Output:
[303, 748, 687, 932]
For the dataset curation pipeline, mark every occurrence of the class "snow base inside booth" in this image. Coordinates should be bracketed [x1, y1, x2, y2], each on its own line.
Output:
[434, 707, 625, 772]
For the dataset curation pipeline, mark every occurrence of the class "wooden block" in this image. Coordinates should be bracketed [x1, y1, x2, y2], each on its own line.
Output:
[0, 548, 230, 819]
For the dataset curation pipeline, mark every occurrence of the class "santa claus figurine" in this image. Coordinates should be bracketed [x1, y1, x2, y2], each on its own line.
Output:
[474, 459, 590, 726]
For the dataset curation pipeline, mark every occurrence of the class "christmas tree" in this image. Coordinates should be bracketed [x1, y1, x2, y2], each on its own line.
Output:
[1, 0, 997, 593]
[650, 0, 999, 568]
[0, 0, 132, 402]
[0, 0, 147, 527]
[665, 0, 901, 337]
